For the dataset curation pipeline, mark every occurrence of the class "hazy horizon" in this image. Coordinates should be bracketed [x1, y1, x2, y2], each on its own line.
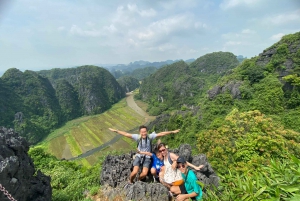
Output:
[0, 0, 299, 75]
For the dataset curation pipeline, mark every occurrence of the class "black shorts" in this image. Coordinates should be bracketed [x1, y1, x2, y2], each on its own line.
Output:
[179, 184, 187, 194]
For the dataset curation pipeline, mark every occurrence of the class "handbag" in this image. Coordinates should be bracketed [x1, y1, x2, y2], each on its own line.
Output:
[171, 169, 184, 186]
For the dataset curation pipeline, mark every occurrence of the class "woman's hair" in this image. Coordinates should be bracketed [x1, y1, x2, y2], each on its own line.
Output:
[157, 143, 166, 150]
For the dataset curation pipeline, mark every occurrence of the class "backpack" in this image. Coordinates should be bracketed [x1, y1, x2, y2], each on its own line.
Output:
[136, 135, 152, 153]
[136, 135, 153, 166]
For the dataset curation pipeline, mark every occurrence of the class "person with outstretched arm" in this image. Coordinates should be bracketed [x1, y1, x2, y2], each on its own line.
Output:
[170, 156, 203, 201]
[108, 125, 180, 186]
[138, 147, 204, 183]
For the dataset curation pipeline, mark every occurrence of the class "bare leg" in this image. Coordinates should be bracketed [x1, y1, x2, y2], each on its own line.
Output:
[170, 186, 181, 195]
[130, 166, 139, 183]
[150, 167, 157, 177]
[139, 167, 149, 180]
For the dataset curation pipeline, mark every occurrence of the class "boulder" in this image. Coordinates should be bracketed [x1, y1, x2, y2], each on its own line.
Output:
[0, 127, 52, 201]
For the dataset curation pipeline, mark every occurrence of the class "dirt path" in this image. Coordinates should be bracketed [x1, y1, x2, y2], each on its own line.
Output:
[126, 92, 154, 125]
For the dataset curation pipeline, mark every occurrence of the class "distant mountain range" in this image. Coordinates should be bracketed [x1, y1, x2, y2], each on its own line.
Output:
[96, 59, 196, 73]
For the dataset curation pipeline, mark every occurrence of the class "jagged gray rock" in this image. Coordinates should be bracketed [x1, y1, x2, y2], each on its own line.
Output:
[207, 80, 242, 100]
[100, 144, 219, 201]
[0, 127, 52, 201]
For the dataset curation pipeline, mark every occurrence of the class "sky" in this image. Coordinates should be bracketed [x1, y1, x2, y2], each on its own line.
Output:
[0, 0, 299, 76]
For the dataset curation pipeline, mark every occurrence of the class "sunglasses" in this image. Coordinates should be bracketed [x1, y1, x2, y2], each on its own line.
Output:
[177, 164, 186, 168]
[159, 149, 166, 152]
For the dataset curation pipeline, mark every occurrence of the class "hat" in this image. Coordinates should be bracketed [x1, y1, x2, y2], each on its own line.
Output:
[177, 156, 186, 164]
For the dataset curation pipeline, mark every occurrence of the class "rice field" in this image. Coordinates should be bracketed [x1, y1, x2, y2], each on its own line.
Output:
[39, 97, 149, 165]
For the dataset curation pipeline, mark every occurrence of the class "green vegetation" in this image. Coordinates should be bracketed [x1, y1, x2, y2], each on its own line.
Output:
[130, 66, 158, 80]
[39, 98, 145, 165]
[144, 32, 300, 200]
[4, 32, 300, 200]
[1, 69, 62, 143]
[136, 52, 239, 115]
[117, 76, 140, 92]
[0, 65, 125, 144]
[29, 146, 103, 201]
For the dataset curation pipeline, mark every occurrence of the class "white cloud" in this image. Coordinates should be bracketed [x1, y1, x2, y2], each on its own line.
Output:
[220, 0, 259, 10]
[157, 43, 176, 52]
[86, 21, 95, 26]
[222, 32, 240, 39]
[57, 26, 65, 31]
[69, 25, 102, 37]
[137, 31, 154, 40]
[263, 10, 300, 25]
[127, 4, 156, 17]
[241, 29, 256, 34]
[103, 24, 117, 34]
[225, 41, 242, 46]
[270, 33, 285, 41]
[0, 0, 299, 72]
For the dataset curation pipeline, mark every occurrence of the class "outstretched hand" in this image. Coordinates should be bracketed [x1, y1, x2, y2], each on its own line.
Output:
[109, 128, 117, 132]
[194, 164, 204, 171]
[172, 129, 180, 134]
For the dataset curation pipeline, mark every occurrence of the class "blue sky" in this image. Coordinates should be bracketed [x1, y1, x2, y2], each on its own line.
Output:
[0, 0, 299, 75]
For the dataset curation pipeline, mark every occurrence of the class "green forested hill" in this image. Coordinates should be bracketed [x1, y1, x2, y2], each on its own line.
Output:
[1, 68, 62, 143]
[0, 66, 126, 144]
[25, 32, 300, 201]
[143, 31, 300, 201]
[149, 32, 300, 146]
[117, 76, 140, 93]
[137, 52, 239, 115]
[37, 65, 125, 115]
[130, 66, 157, 80]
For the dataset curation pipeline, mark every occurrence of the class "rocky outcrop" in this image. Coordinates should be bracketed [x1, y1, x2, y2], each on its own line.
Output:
[0, 127, 52, 201]
[100, 144, 219, 201]
[208, 80, 242, 100]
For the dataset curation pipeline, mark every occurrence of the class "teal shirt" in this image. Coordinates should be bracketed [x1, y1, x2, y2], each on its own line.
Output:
[182, 170, 203, 201]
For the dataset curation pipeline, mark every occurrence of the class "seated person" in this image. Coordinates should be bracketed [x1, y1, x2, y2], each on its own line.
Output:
[138, 147, 164, 182]
[170, 156, 203, 201]
[157, 143, 204, 189]
[109, 126, 180, 184]
[170, 157, 202, 201]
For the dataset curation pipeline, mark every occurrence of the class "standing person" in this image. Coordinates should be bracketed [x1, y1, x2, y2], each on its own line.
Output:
[108, 126, 180, 185]
[158, 143, 204, 189]
[170, 156, 203, 201]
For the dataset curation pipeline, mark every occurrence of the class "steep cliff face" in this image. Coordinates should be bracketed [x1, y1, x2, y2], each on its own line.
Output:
[38, 65, 126, 115]
[138, 52, 239, 114]
[1, 69, 62, 143]
[0, 127, 51, 201]
[208, 31, 300, 100]
[0, 65, 126, 143]
[117, 76, 140, 93]
[55, 79, 81, 121]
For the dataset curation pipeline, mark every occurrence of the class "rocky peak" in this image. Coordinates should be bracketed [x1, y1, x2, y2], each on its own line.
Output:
[0, 127, 52, 201]
[100, 144, 219, 201]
